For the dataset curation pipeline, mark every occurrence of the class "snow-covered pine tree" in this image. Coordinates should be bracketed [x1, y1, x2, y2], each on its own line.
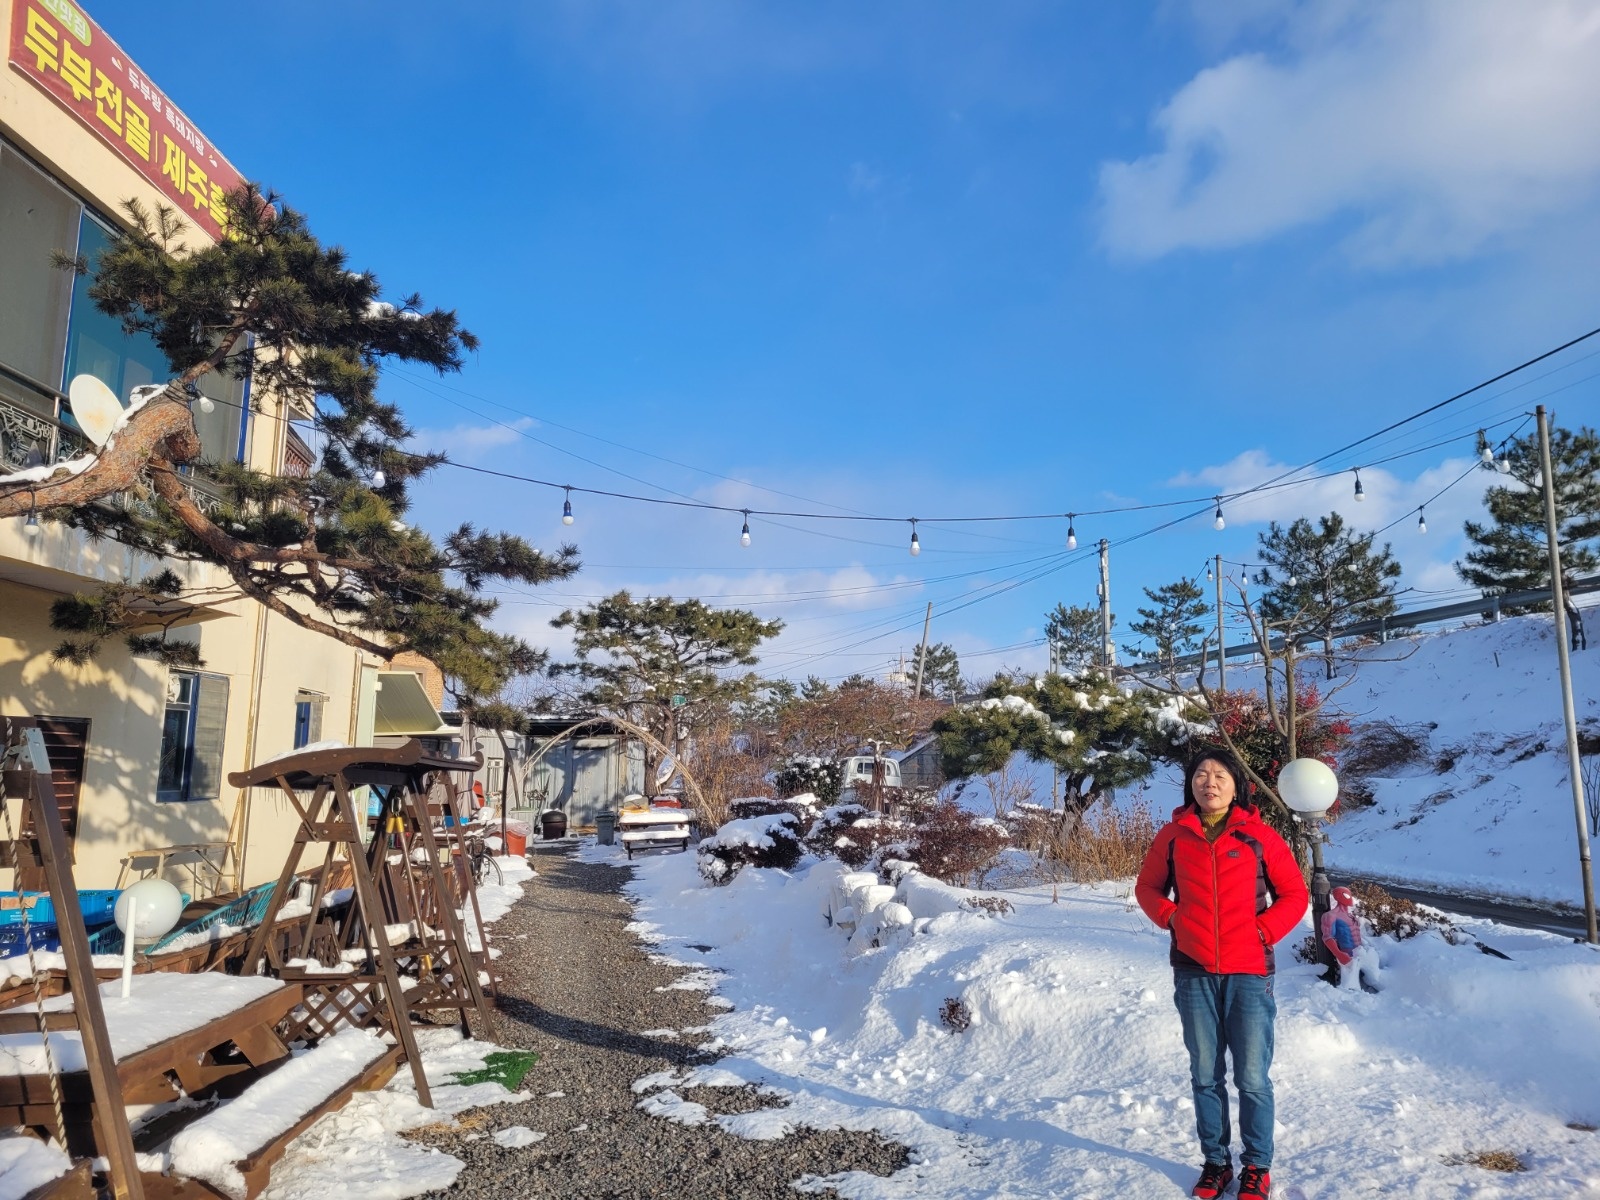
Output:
[1457, 424, 1600, 597]
[1124, 577, 1208, 673]
[932, 669, 1186, 824]
[1252, 512, 1401, 679]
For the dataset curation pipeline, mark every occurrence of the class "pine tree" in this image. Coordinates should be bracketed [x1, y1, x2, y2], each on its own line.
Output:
[933, 669, 1179, 822]
[1252, 513, 1401, 679]
[916, 641, 964, 699]
[1124, 578, 1208, 671]
[1457, 424, 1600, 595]
[9, 184, 578, 684]
[1044, 602, 1103, 673]
[550, 592, 783, 791]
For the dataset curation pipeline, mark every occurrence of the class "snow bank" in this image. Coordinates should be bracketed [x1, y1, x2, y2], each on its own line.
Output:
[0, 1135, 71, 1200]
[619, 847, 1600, 1198]
[700, 813, 797, 852]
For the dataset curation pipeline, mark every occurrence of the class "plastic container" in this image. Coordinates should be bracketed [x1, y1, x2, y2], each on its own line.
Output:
[0, 923, 60, 956]
[503, 818, 531, 856]
[595, 810, 617, 846]
[538, 810, 568, 841]
[0, 890, 121, 928]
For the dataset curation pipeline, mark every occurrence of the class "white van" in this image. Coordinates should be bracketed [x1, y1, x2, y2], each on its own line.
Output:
[839, 755, 902, 804]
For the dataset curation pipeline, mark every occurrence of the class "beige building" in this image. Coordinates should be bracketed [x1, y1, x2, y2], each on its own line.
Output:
[0, 0, 440, 891]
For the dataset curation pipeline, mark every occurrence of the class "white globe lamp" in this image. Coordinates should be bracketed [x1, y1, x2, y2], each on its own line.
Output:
[115, 878, 185, 996]
[1277, 757, 1339, 817]
[1276, 757, 1339, 979]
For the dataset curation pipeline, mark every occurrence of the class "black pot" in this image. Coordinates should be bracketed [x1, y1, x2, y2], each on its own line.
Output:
[539, 809, 569, 840]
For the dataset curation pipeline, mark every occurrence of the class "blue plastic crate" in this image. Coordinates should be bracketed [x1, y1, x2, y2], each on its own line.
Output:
[0, 890, 121, 928]
[0, 922, 60, 956]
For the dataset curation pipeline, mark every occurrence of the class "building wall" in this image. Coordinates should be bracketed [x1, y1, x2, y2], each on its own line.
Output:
[0, 0, 382, 891]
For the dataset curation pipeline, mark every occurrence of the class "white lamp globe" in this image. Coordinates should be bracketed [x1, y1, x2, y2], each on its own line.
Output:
[114, 878, 185, 943]
[1277, 757, 1339, 817]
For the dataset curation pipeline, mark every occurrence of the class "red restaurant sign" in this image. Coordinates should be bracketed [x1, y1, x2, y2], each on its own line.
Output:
[7, 0, 244, 241]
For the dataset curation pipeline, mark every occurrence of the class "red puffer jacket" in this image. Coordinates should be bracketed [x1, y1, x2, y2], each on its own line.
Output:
[1135, 802, 1309, 976]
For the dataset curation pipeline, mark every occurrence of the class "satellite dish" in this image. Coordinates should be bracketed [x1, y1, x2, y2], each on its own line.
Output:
[68, 374, 124, 448]
[654, 756, 678, 787]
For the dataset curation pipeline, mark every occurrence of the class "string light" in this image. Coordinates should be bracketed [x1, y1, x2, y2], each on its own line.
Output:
[1417, 508, 1427, 534]
[23, 507, 39, 539]
[909, 519, 921, 557]
[1353, 469, 1365, 502]
[1213, 499, 1225, 531]
[740, 511, 751, 547]
[1477, 430, 1493, 464]
[197, 395, 215, 414]
[372, 467, 386, 489]
[1066, 514, 1077, 551]
[1206, 563, 1214, 582]
[1497, 455, 1512, 474]
[562, 486, 574, 525]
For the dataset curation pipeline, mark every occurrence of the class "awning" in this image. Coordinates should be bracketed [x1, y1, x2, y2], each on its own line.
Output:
[374, 671, 445, 737]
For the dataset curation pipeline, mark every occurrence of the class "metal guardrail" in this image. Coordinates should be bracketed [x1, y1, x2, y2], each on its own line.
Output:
[1139, 574, 1600, 674]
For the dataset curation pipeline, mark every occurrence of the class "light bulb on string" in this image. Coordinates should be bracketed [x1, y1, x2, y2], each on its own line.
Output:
[1213, 499, 1225, 531]
[23, 508, 40, 539]
[562, 486, 574, 525]
[1206, 563, 1214, 582]
[1066, 514, 1077, 551]
[1417, 508, 1427, 534]
[1353, 469, 1365, 502]
[197, 395, 215, 414]
[372, 467, 386, 489]
[739, 511, 751, 548]
[1478, 430, 1493, 464]
[1497, 455, 1512, 474]
[1289, 573, 1298, 587]
[909, 519, 921, 557]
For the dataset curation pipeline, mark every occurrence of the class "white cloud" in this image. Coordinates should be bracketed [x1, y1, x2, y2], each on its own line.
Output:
[1100, 1, 1600, 265]
[408, 416, 538, 460]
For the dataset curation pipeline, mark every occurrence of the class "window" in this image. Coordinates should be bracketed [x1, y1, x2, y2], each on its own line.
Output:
[293, 691, 325, 750]
[0, 144, 78, 416]
[158, 671, 229, 802]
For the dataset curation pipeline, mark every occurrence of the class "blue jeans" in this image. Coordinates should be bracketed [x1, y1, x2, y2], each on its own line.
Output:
[1174, 971, 1276, 1169]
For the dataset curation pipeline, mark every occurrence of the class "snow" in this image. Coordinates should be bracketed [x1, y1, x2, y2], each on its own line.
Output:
[170, 1027, 390, 1200]
[490, 1125, 546, 1148]
[0, 1134, 72, 1200]
[0, 973, 284, 1075]
[257, 739, 349, 767]
[617, 843, 1600, 1198]
[700, 813, 796, 852]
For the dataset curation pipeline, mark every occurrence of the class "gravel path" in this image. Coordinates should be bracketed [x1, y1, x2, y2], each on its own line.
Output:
[413, 850, 908, 1199]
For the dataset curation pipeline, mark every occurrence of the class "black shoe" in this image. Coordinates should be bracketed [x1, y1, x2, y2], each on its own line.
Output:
[1191, 1162, 1233, 1198]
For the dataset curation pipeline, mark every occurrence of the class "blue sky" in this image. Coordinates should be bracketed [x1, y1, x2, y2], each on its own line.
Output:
[101, 0, 1600, 684]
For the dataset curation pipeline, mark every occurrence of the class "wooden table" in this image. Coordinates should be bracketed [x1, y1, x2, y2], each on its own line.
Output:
[0, 975, 303, 1154]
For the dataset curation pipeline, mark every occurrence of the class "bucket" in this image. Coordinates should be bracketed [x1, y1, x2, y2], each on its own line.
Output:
[504, 828, 528, 856]
[595, 810, 617, 846]
[538, 809, 568, 840]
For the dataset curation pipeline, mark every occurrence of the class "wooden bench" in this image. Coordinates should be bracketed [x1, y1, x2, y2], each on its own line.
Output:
[168, 1028, 400, 1200]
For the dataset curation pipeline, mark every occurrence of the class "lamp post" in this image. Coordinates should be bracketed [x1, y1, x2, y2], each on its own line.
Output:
[1278, 757, 1339, 979]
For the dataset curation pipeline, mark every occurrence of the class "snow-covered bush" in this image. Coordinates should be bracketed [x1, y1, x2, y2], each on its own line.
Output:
[697, 812, 804, 885]
[805, 803, 910, 868]
[906, 799, 1008, 888]
[774, 757, 845, 806]
[728, 793, 817, 835]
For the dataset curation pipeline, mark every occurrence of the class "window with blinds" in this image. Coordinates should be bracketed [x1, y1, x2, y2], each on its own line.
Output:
[158, 670, 230, 802]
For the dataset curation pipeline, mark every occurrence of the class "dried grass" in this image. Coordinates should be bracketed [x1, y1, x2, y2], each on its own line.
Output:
[1062, 798, 1159, 885]
[1444, 1149, 1527, 1173]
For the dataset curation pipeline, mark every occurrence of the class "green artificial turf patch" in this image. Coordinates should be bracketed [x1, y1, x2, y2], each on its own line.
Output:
[452, 1049, 539, 1091]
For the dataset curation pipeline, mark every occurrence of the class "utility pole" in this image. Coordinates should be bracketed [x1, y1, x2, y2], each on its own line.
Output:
[1215, 553, 1226, 692]
[1538, 405, 1597, 944]
[1098, 539, 1115, 669]
[913, 602, 933, 699]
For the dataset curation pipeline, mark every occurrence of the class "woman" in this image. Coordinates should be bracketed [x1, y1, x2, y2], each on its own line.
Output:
[1136, 749, 1308, 1200]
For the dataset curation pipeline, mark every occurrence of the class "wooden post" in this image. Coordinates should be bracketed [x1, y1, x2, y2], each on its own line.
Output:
[15, 730, 144, 1200]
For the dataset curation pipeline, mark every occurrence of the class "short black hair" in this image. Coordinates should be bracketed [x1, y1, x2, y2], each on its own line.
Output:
[1183, 747, 1251, 810]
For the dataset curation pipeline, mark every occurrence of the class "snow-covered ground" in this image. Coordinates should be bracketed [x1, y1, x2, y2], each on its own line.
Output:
[588, 841, 1600, 1198]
